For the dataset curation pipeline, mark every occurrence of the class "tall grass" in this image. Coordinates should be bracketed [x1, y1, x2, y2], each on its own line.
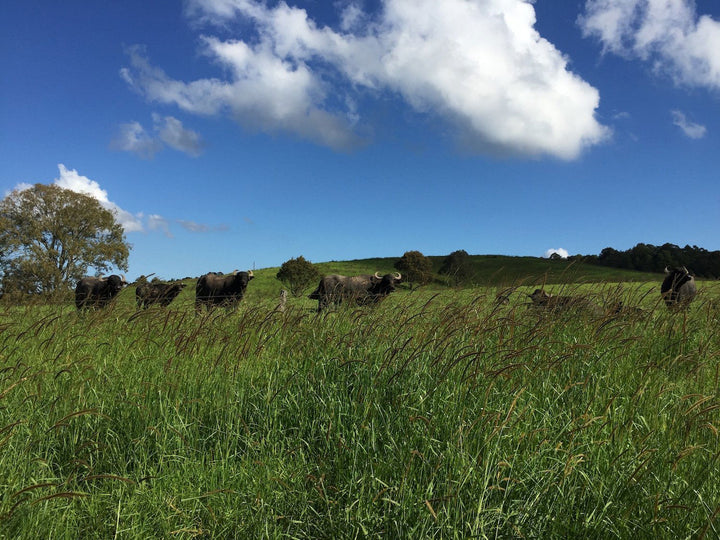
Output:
[0, 283, 719, 538]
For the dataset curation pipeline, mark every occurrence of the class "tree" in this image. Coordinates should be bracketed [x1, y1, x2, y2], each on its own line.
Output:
[276, 255, 320, 297]
[394, 250, 433, 289]
[0, 184, 130, 296]
[439, 249, 473, 285]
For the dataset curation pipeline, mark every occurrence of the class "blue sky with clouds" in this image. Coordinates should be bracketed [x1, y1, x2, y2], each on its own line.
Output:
[2, 0, 719, 280]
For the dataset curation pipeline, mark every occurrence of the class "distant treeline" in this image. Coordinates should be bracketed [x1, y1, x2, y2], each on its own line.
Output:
[576, 243, 720, 278]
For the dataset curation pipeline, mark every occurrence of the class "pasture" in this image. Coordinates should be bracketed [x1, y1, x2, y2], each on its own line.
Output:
[0, 274, 719, 538]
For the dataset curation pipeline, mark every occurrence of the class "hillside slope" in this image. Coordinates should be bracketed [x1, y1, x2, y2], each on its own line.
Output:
[242, 255, 662, 300]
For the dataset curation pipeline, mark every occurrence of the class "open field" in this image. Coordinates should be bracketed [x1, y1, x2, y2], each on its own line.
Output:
[1, 273, 719, 538]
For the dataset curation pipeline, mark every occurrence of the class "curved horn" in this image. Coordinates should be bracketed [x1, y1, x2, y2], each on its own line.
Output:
[393, 272, 402, 280]
[247, 270, 254, 278]
[664, 267, 670, 274]
[374, 272, 382, 279]
[121, 274, 127, 283]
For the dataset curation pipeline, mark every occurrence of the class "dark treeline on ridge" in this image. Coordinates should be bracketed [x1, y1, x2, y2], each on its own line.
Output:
[577, 243, 720, 278]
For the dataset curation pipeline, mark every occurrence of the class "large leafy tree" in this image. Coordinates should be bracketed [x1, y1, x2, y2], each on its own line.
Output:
[0, 184, 130, 295]
[394, 250, 433, 290]
[276, 255, 320, 297]
[439, 249, 473, 286]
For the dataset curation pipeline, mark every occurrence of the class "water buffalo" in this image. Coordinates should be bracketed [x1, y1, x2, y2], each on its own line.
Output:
[661, 266, 697, 309]
[527, 289, 601, 315]
[195, 270, 254, 309]
[136, 281, 187, 309]
[75, 274, 127, 310]
[308, 272, 402, 312]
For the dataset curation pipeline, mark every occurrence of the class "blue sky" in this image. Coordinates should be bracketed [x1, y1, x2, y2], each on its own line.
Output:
[2, 0, 719, 280]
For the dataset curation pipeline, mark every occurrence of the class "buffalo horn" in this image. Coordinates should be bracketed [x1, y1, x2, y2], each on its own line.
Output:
[374, 272, 382, 279]
[393, 272, 401, 280]
[247, 270, 254, 278]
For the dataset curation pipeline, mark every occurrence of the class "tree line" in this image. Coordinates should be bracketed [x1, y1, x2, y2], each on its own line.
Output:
[576, 243, 720, 278]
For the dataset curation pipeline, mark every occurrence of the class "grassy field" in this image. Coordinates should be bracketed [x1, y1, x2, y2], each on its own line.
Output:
[1, 259, 719, 538]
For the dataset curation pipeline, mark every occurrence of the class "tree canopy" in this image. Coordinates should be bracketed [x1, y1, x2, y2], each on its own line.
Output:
[394, 250, 433, 289]
[583, 243, 720, 278]
[276, 255, 320, 297]
[0, 184, 130, 295]
[439, 249, 473, 285]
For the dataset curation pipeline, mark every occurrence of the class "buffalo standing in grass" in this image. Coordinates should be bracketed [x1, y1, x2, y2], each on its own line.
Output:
[195, 270, 254, 309]
[75, 274, 127, 310]
[136, 281, 187, 309]
[527, 289, 601, 316]
[309, 272, 402, 312]
[661, 266, 697, 309]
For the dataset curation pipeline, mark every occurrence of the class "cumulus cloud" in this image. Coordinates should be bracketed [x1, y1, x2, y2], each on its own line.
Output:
[671, 110, 707, 139]
[544, 248, 569, 259]
[580, 0, 720, 90]
[10, 166, 222, 237]
[122, 0, 609, 159]
[112, 114, 203, 158]
[54, 164, 144, 232]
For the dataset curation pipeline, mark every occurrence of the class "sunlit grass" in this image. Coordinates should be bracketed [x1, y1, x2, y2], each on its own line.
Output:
[0, 282, 719, 538]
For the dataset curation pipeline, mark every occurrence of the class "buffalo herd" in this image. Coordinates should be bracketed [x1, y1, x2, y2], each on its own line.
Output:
[72, 265, 701, 314]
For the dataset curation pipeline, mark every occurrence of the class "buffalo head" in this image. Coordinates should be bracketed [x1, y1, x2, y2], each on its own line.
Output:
[661, 266, 697, 309]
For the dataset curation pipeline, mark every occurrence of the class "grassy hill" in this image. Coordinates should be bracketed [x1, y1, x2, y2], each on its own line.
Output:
[242, 255, 663, 301]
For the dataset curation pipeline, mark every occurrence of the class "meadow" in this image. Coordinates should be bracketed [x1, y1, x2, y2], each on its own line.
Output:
[0, 262, 719, 538]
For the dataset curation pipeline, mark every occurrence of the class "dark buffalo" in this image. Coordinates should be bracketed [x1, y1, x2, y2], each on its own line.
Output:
[195, 270, 254, 309]
[308, 272, 402, 312]
[136, 281, 187, 309]
[661, 266, 697, 309]
[75, 274, 127, 310]
[528, 289, 601, 315]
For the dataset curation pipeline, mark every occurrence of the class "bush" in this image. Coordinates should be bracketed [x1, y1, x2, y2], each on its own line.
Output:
[439, 249, 473, 285]
[276, 256, 320, 297]
[394, 250, 433, 289]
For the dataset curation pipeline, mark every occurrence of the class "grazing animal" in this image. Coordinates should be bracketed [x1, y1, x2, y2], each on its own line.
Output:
[136, 281, 187, 309]
[75, 274, 127, 310]
[661, 266, 697, 309]
[607, 301, 647, 319]
[308, 272, 402, 312]
[527, 289, 601, 315]
[494, 288, 513, 305]
[195, 270, 254, 309]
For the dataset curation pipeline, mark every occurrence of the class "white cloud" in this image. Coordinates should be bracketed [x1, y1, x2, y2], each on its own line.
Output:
[110, 121, 163, 159]
[544, 248, 569, 259]
[6, 182, 32, 196]
[11, 166, 221, 237]
[123, 0, 609, 159]
[112, 114, 203, 158]
[177, 219, 210, 233]
[148, 214, 173, 238]
[54, 164, 144, 232]
[580, 0, 720, 89]
[671, 110, 706, 139]
[153, 114, 204, 156]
